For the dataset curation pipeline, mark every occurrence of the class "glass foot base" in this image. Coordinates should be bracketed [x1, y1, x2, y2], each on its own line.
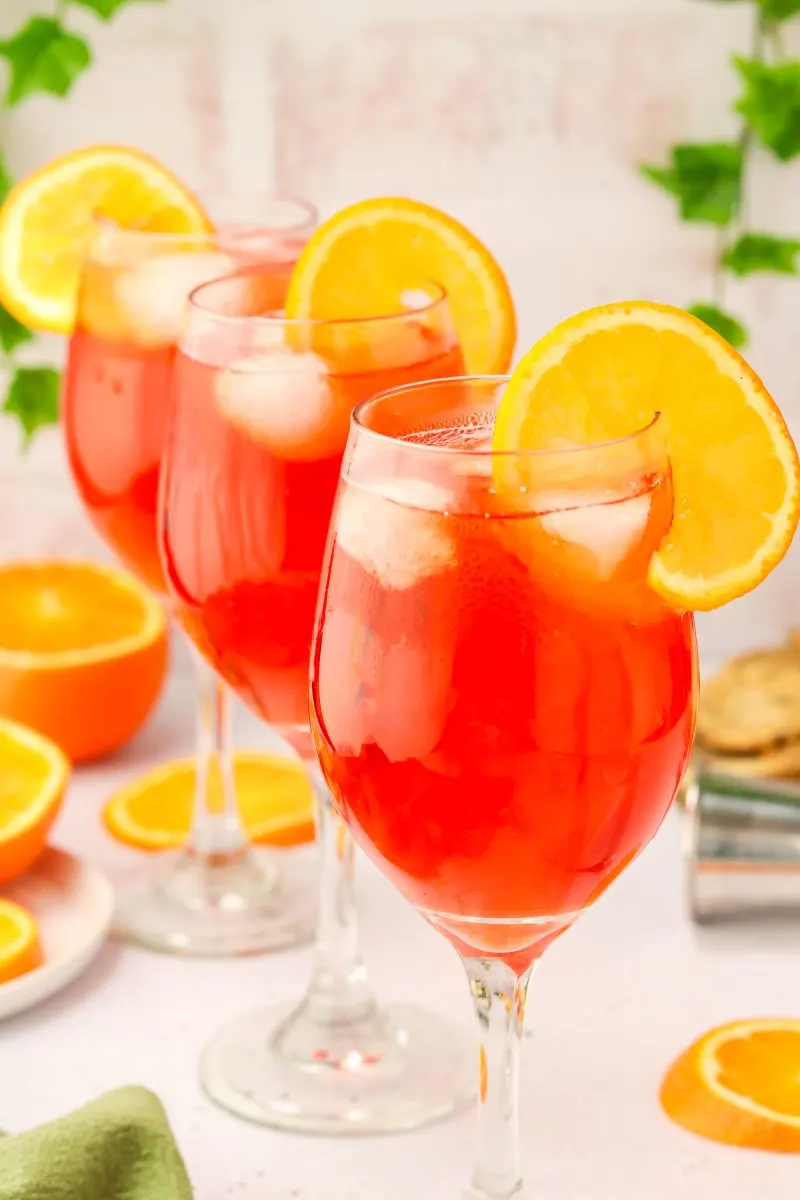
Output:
[113, 847, 318, 956]
[200, 999, 475, 1134]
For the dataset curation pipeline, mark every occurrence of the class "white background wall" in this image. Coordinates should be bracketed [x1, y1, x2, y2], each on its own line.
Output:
[2, 0, 799, 661]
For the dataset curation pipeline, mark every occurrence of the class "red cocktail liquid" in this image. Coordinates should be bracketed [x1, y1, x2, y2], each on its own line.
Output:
[64, 238, 304, 593]
[162, 327, 465, 755]
[311, 415, 696, 965]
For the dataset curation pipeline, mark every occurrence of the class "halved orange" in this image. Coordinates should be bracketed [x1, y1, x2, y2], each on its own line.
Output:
[661, 1018, 800, 1152]
[493, 301, 800, 611]
[103, 752, 315, 851]
[0, 718, 68, 886]
[0, 899, 43, 984]
[284, 197, 516, 374]
[0, 562, 168, 763]
[0, 144, 211, 334]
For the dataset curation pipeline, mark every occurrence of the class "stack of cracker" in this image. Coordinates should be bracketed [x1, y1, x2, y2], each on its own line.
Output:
[696, 632, 800, 779]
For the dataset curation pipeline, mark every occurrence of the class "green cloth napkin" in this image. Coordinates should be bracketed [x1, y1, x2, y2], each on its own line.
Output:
[0, 1086, 193, 1199]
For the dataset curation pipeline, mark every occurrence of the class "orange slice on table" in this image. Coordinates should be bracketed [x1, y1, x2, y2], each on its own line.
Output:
[0, 144, 211, 334]
[0, 562, 168, 764]
[103, 753, 315, 851]
[0, 899, 43, 984]
[493, 301, 800, 611]
[0, 718, 68, 886]
[284, 197, 516, 374]
[661, 1018, 800, 1152]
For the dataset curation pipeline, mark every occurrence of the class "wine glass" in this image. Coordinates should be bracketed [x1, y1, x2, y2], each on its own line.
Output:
[159, 269, 476, 1132]
[310, 376, 697, 1193]
[62, 197, 320, 955]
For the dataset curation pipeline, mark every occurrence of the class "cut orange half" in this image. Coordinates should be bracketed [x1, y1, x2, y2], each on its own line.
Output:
[103, 752, 315, 851]
[661, 1018, 800, 1152]
[0, 718, 68, 886]
[284, 197, 516, 374]
[0, 562, 168, 763]
[0, 899, 43, 985]
[0, 144, 212, 334]
[493, 301, 800, 611]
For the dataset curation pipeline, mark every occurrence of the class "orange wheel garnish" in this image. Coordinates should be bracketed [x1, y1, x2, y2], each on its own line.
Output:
[0, 718, 68, 887]
[0, 562, 168, 763]
[284, 197, 516, 374]
[0, 144, 211, 334]
[103, 752, 315, 851]
[0, 898, 43, 984]
[493, 301, 800, 611]
[661, 1018, 800, 1152]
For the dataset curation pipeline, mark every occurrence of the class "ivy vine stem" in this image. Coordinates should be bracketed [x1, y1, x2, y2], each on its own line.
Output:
[641, 0, 800, 351]
[712, 8, 770, 307]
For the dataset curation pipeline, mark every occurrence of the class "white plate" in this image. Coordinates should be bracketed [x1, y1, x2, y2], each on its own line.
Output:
[0, 847, 114, 1020]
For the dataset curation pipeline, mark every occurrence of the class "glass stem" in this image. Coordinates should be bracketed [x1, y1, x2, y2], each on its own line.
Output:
[186, 644, 248, 861]
[304, 764, 375, 1022]
[463, 956, 533, 1200]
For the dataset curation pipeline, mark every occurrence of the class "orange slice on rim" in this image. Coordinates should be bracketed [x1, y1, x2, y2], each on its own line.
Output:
[0, 899, 43, 984]
[493, 301, 800, 611]
[284, 197, 516, 374]
[0, 144, 211, 334]
[103, 753, 315, 851]
[661, 1018, 800, 1152]
[0, 718, 68, 886]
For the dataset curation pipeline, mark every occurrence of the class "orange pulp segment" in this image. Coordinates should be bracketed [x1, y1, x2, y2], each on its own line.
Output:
[0, 899, 43, 985]
[0, 562, 168, 763]
[0, 718, 68, 885]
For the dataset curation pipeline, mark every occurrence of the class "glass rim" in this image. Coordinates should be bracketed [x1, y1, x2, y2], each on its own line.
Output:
[185, 273, 452, 330]
[351, 374, 664, 459]
[89, 194, 319, 245]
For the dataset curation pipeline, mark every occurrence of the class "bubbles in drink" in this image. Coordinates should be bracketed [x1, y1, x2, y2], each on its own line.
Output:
[335, 478, 457, 590]
[215, 350, 349, 461]
[403, 414, 495, 450]
[112, 252, 238, 347]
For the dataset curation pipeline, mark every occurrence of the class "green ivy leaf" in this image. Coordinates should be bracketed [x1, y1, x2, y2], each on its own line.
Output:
[756, 0, 800, 20]
[688, 303, 748, 350]
[640, 142, 742, 225]
[1, 366, 60, 446]
[735, 57, 800, 161]
[0, 149, 12, 206]
[0, 303, 34, 355]
[0, 18, 92, 108]
[69, 0, 167, 19]
[723, 233, 800, 276]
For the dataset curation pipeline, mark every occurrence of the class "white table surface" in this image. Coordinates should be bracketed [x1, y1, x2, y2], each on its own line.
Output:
[0, 670, 797, 1200]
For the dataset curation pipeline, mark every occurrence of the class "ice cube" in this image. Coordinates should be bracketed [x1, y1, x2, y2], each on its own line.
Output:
[335, 479, 457, 589]
[113, 252, 238, 348]
[251, 322, 287, 353]
[356, 317, 446, 371]
[215, 351, 348, 461]
[539, 493, 651, 577]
